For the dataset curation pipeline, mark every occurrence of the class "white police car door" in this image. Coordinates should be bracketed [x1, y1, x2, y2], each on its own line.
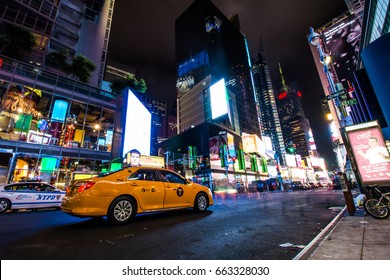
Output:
[5, 183, 36, 210]
[32, 184, 63, 208]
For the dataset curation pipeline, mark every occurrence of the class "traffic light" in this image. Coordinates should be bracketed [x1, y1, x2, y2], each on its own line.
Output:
[286, 143, 296, 154]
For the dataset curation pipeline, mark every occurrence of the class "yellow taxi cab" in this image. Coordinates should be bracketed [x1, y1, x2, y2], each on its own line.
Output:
[61, 167, 214, 225]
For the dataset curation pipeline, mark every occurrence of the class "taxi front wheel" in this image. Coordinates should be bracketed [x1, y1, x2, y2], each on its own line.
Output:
[107, 196, 136, 225]
[194, 193, 208, 212]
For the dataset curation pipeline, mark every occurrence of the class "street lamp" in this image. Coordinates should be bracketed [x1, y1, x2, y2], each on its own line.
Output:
[308, 27, 348, 168]
[309, 28, 356, 214]
[308, 27, 342, 120]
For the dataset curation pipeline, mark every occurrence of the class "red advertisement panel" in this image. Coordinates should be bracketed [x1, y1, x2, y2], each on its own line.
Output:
[347, 126, 390, 184]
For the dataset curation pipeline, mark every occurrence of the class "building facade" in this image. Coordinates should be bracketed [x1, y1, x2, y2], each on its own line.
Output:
[360, 0, 390, 50]
[275, 64, 312, 158]
[359, 0, 390, 137]
[251, 39, 285, 164]
[0, 0, 115, 87]
[157, 0, 284, 191]
[0, 0, 117, 186]
[175, 0, 260, 137]
[0, 55, 116, 187]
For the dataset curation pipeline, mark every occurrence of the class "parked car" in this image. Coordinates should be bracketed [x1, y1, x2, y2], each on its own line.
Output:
[248, 180, 267, 192]
[292, 181, 305, 191]
[235, 181, 246, 193]
[0, 181, 65, 213]
[303, 183, 312, 190]
[265, 178, 278, 191]
[61, 167, 214, 225]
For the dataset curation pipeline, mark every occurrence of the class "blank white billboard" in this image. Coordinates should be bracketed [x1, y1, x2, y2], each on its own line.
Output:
[210, 78, 228, 119]
[122, 89, 151, 157]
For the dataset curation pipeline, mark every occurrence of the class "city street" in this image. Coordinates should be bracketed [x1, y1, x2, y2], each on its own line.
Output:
[0, 188, 347, 260]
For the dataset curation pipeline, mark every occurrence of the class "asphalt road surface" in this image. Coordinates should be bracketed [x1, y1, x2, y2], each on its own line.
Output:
[0, 188, 347, 260]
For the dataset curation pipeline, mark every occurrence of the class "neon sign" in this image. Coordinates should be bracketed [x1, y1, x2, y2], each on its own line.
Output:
[278, 92, 287, 100]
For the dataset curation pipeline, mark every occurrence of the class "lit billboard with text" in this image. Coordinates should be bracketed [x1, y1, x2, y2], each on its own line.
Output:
[322, 14, 361, 87]
[345, 121, 390, 185]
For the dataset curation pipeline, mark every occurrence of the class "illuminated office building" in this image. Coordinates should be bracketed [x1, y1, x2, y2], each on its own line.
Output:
[157, 0, 272, 189]
[275, 64, 312, 158]
[252, 39, 285, 163]
[175, 0, 260, 137]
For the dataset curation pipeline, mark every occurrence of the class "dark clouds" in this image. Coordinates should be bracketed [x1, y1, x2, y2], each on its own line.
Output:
[108, 0, 348, 167]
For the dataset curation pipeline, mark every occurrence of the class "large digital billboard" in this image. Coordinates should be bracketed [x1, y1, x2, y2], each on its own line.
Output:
[345, 121, 390, 185]
[122, 89, 151, 157]
[210, 78, 229, 119]
[322, 14, 361, 87]
[285, 154, 297, 167]
[209, 135, 226, 161]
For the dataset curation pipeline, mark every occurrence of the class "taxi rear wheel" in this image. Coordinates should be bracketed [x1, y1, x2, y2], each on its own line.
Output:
[107, 196, 136, 225]
[0, 198, 11, 214]
[194, 193, 208, 212]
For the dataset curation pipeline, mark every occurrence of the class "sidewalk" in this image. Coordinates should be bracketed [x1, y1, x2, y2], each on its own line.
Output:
[294, 206, 390, 260]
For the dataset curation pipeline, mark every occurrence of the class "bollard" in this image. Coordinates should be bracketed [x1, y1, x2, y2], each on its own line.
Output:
[339, 172, 356, 215]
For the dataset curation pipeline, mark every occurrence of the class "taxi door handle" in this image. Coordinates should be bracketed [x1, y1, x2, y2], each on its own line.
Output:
[130, 183, 138, 186]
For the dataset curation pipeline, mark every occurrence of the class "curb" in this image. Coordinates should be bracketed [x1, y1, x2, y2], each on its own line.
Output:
[293, 206, 347, 260]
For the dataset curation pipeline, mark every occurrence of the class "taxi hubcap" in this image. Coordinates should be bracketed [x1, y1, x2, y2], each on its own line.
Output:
[198, 195, 207, 210]
[114, 200, 132, 221]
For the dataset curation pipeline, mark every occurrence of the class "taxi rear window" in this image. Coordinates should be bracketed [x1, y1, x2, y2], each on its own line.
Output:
[96, 168, 134, 177]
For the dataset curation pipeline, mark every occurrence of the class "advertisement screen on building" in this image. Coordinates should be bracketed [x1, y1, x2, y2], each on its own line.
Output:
[209, 135, 226, 160]
[322, 14, 361, 87]
[122, 89, 151, 157]
[346, 121, 390, 185]
[210, 78, 228, 119]
[310, 157, 320, 167]
[285, 154, 297, 167]
[295, 154, 302, 167]
[226, 133, 236, 159]
[242, 134, 263, 154]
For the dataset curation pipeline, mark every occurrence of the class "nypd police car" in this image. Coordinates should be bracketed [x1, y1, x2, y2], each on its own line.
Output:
[61, 167, 214, 225]
[0, 181, 66, 213]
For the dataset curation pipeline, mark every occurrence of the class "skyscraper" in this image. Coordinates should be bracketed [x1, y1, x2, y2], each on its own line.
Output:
[359, 0, 390, 137]
[276, 63, 312, 157]
[252, 39, 285, 162]
[0, 0, 115, 87]
[0, 0, 117, 184]
[175, 0, 260, 137]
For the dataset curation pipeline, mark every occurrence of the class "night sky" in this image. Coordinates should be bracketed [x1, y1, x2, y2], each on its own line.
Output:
[107, 0, 348, 168]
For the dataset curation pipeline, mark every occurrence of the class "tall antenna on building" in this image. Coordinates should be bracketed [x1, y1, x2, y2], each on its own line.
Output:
[278, 61, 289, 92]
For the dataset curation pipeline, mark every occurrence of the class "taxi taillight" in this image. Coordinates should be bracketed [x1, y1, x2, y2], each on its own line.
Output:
[77, 181, 96, 193]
